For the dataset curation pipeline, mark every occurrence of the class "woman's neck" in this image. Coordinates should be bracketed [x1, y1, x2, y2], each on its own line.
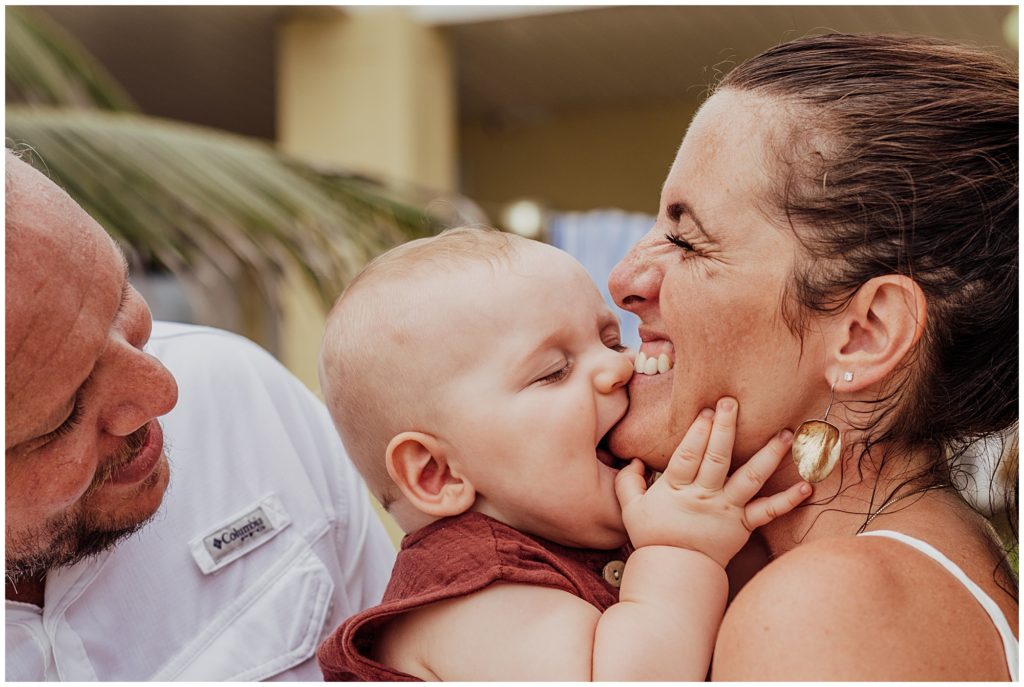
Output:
[757, 443, 939, 558]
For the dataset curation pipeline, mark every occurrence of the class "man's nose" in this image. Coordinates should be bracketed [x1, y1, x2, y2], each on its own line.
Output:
[100, 292, 179, 437]
[100, 347, 179, 438]
[608, 235, 662, 314]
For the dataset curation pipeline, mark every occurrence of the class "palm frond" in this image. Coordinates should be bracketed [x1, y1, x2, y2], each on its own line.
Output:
[7, 106, 441, 307]
[5, 6, 136, 110]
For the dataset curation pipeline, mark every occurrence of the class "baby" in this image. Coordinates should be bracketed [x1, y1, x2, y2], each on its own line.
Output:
[317, 227, 808, 681]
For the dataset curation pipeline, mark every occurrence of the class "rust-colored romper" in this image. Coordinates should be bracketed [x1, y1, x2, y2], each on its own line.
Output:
[317, 511, 627, 681]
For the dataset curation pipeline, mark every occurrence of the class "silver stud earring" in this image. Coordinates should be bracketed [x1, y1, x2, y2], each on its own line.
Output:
[791, 377, 846, 483]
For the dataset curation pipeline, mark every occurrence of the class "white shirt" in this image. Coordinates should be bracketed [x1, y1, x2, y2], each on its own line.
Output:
[6, 322, 397, 681]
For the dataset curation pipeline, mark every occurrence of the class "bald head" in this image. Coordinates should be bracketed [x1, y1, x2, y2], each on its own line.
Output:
[5, 151, 179, 588]
[5, 152, 129, 442]
[319, 228, 519, 506]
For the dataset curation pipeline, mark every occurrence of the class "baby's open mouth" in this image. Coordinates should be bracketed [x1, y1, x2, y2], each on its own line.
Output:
[596, 431, 628, 469]
[633, 342, 675, 376]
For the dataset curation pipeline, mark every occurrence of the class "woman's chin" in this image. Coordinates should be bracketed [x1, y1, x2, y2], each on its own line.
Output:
[607, 416, 672, 471]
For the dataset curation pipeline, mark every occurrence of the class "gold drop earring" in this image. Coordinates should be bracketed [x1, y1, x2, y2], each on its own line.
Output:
[791, 372, 851, 482]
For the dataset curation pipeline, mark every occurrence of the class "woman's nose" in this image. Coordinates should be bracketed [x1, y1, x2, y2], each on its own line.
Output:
[595, 349, 635, 394]
[608, 232, 662, 314]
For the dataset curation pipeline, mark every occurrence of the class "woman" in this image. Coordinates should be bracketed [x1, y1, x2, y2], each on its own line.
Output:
[608, 33, 1017, 680]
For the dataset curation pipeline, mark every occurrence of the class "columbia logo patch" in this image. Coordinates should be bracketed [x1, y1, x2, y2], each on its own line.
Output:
[189, 493, 292, 574]
[205, 509, 270, 556]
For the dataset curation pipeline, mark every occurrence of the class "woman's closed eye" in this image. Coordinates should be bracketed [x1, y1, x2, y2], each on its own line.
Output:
[664, 232, 696, 253]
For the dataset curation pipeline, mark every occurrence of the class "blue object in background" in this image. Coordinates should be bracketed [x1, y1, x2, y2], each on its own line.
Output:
[549, 210, 655, 351]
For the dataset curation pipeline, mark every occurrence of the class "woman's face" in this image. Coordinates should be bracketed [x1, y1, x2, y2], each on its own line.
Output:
[608, 89, 829, 470]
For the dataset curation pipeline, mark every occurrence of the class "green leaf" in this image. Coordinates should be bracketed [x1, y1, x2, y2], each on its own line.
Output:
[7, 106, 441, 308]
[5, 6, 137, 111]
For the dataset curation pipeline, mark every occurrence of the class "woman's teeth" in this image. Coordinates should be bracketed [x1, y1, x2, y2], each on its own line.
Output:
[634, 351, 672, 375]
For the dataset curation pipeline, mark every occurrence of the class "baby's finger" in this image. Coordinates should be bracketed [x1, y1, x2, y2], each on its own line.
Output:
[614, 458, 649, 509]
[743, 482, 812, 530]
[694, 397, 738, 490]
[723, 429, 794, 506]
[661, 408, 715, 487]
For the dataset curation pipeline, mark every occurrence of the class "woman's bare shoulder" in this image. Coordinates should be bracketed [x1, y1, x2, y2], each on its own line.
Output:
[712, 535, 1010, 680]
[719, 536, 905, 636]
[730, 535, 904, 604]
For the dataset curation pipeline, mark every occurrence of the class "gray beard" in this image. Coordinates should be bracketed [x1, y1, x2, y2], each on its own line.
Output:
[5, 509, 151, 584]
[5, 425, 166, 585]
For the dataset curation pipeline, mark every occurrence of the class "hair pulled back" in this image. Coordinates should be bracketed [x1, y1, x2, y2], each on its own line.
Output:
[719, 34, 1017, 529]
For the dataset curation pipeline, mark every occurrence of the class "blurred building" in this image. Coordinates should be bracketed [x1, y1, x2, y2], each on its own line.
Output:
[33, 5, 1017, 544]
[37, 5, 1017, 210]
[36, 5, 1018, 381]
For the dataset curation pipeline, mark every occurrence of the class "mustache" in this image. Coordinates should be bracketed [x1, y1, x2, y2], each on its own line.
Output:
[89, 423, 152, 490]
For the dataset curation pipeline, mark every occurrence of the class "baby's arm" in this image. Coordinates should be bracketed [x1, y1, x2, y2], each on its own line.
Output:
[375, 398, 805, 681]
[594, 544, 727, 680]
[371, 581, 603, 680]
[377, 553, 726, 681]
[596, 397, 809, 680]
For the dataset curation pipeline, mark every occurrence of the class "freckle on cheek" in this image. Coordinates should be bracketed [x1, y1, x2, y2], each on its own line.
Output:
[692, 318, 738, 350]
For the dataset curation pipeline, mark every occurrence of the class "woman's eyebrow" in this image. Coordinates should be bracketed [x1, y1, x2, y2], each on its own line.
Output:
[675, 200, 713, 243]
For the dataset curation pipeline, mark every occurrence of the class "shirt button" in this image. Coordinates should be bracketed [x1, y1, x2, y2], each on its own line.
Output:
[602, 560, 625, 588]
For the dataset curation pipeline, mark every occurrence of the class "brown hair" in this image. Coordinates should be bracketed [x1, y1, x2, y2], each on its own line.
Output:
[719, 34, 1017, 543]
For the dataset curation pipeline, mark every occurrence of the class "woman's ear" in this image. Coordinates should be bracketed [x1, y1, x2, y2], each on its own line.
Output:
[385, 432, 476, 518]
[827, 275, 927, 390]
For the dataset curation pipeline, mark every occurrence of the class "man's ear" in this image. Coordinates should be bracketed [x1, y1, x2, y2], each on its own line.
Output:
[385, 431, 476, 518]
[827, 275, 927, 390]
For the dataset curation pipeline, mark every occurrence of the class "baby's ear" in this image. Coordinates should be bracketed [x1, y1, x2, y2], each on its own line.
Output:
[385, 432, 476, 518]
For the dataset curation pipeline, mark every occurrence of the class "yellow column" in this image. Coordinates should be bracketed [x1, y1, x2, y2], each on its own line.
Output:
[277, 6, 455, 192]
[276, 7, 455, 544]
[276, 6, 456, 393]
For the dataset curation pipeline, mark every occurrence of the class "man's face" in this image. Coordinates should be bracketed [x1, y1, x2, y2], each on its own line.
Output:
[430, 242, 635, 549]
[5, 156, 179, 583]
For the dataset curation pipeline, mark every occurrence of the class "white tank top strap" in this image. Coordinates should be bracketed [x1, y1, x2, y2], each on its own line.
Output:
[859, 529, 1019, 681]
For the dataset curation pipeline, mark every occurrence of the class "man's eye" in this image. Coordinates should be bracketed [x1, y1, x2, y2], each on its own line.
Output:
[606, 341, 626, 352]
[664, 232, 695, 252]
[45, 397, 85, 442]
[536, 363, 572, 385]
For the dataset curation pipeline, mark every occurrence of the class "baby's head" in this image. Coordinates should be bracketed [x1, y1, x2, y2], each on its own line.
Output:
[320, 227, 634, 549]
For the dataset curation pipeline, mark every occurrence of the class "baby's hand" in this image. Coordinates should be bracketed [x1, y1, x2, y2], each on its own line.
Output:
[614, 397, 810, 568]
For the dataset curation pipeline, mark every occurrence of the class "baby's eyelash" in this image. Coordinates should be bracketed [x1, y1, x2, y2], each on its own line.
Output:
[537, 362, 572, 385]
[664, 232, 696, 252]
[604, 339, 626, 352]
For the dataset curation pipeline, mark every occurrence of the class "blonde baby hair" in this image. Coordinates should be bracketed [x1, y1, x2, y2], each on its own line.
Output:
[319, 227, 521, 512]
